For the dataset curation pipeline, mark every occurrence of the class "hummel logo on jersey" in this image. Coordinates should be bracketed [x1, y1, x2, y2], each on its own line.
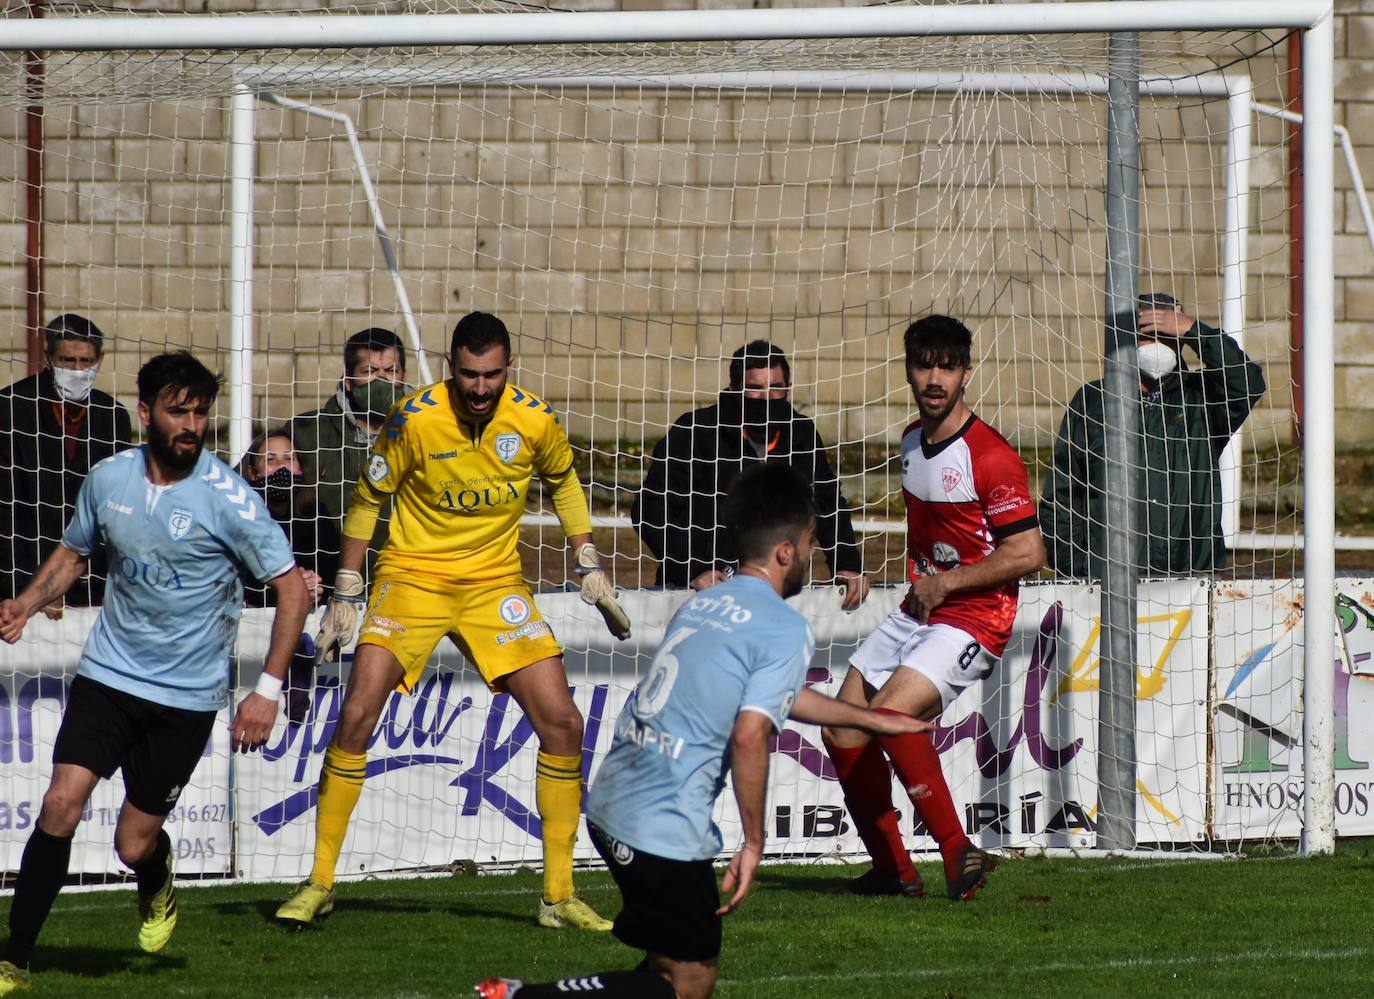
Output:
[168, 508, 194, 541]
[199, 463, 258, 521]
[553, 976, 604, 992]
[164, 784, 182, 803]
[429, 450, 458, 461]
[495, 433, 521, 463]
[105, 499, 133, 516]
[941, 466, 963, 493]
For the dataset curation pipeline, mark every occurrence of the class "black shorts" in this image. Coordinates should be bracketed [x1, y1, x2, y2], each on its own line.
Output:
[589, 822, 723, 963]
[52, 676, 217, 817]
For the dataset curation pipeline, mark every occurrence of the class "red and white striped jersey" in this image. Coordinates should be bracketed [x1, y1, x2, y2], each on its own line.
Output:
[900, 413, 1038, 656]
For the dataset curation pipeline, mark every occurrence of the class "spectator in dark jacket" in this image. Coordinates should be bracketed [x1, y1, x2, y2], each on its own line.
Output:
[633, 340, 870, 609]
[236, 427, 341, 609]
[1040, 292, 1266, 579]
[0, 314, 132, 609]
[288, 327, 409, 581]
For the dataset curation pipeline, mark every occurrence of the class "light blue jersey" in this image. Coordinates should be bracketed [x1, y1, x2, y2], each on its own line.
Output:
[61, 447, 295, 711]
[587, 574, 815, 861]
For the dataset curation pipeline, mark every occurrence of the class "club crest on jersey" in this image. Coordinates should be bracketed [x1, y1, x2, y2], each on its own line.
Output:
[167, 508, 194, 541]
[941, 466, 963, 493]
[933, 541, 961, 570]
[494, 433, 521, 464]
[498, 594, 531, 626]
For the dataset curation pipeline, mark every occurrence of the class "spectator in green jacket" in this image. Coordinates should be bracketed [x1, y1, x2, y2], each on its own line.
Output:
[1040, 292, 1266, 579]
[288, 328, 410, 578]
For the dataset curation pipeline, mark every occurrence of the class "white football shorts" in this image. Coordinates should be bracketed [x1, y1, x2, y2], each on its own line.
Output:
[850, 610, 997, 710]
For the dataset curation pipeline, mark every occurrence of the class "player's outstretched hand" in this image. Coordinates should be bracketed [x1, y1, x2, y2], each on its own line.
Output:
[716, 840, 762, 916]
[230, 692, 279, 753]
[314, 569, 366, 664]
[865, 710, 934, 738]
[0, 599, 32, 644]
[836, 571, 870, 611]
[575, 543, 631, 641]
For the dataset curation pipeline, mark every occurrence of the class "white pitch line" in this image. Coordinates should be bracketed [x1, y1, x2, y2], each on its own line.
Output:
[720, 945, 1371, 988]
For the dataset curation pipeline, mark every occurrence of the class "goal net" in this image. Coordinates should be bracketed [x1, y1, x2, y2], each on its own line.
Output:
[0, 1, 1344, 884]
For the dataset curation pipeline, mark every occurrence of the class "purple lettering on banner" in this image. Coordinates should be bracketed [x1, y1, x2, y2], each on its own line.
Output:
[580, 683, 609, 784]
[252, 753, 467, 835]
[0, 682, 11, 765]
[933, 601, 1082, 777]
[449, 693, 540, 837]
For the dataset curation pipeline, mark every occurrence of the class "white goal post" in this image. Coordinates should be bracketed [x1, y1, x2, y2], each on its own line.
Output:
[0, 1, 1339, 860]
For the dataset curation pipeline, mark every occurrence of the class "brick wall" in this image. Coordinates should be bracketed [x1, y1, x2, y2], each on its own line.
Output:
[2, 1, 1370, 456]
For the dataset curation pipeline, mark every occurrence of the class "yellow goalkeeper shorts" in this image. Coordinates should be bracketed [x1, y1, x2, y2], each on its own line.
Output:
[356, 574, 563, 693]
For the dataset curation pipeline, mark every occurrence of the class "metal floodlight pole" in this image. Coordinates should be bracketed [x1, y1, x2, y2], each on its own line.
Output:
[1097, 27, 1142, 853]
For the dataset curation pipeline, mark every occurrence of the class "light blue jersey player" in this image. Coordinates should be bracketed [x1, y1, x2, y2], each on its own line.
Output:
[0, 353, 309, 994]
[63, 446, 296, 710]
[587, 574, 814, 861]
[477, 465, 932, 999]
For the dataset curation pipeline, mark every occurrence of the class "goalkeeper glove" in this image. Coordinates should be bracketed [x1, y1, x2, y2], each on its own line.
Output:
[314, 569, 367, 665]
[574, 543, 631, 641]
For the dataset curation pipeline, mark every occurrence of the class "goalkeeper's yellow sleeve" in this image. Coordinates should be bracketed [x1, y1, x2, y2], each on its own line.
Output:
[342, 479, 386, 541]
[542, 464, 593, 540]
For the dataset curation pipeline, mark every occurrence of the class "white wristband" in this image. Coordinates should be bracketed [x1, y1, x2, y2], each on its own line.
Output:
[254, 672, 284, 701]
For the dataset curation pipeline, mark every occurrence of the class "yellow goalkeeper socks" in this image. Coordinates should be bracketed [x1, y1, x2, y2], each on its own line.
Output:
[311, 744, 367, 890]
[535, 751, 583, 904]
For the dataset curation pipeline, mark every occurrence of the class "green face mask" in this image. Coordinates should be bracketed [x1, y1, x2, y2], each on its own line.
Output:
[348, 378, 408, 421]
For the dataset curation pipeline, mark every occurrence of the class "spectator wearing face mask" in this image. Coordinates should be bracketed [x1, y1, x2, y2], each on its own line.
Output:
[1039, 292, 1267, 579]
[288, 328, 409, 580]
[632, 339, 869, 609]
[0, 314, 133, 610]
[235, 428, 340, 609]
[234, 427, 333, 724]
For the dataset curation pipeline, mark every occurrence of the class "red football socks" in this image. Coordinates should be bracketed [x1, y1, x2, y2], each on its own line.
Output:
[874, 708, 971, 881]
[824, 735, 917, 882]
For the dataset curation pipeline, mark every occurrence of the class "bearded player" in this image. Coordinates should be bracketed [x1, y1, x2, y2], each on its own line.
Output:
[823, 315, 1044, 902]
[277, 312, 630, 931]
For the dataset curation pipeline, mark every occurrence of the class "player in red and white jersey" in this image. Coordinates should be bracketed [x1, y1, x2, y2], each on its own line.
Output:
[823, 315, 1045, 903]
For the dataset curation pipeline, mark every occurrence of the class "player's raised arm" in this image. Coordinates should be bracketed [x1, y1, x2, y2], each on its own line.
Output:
[718, 708, 772, 916]
[231, 565, 311, 752]
[0, 543, 88, 644]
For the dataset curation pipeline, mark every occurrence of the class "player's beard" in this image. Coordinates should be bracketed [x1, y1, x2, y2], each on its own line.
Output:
[454, 374, 507, 422]
[781, 552, 807, 599]
[916, 386, 959, 423]
[147, 420, 204, 472]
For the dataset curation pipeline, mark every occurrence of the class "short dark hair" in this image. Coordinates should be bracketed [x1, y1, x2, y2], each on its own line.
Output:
[1137, 291, 1178, 311]
[723, 463, 817, 565]
[728, 340, 791, 390]
[44, 313, 105, 357]
[344, 327, 407, 379]
[904, 315, 973, 369]
[450, 311, 512, 360]
[137, 351, 223, 408]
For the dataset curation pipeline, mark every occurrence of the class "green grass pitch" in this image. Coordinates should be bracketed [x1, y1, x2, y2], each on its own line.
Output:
[9, 844, 1374, 998]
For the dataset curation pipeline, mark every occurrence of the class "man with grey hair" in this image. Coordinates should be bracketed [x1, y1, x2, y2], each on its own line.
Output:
[0, 314, 132, 609]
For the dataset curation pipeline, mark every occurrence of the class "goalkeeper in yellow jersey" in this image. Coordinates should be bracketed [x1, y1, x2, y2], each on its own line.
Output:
[276, 312, 630, 932]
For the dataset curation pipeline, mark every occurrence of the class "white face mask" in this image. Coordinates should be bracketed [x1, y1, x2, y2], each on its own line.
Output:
[1137, 341, 1177, 381]
[51, 365, 99, 403]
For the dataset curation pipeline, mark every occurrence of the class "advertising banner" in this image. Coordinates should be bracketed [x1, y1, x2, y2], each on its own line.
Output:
[7, 578, 1370, 881]
[1212, 578, 1374, 839]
